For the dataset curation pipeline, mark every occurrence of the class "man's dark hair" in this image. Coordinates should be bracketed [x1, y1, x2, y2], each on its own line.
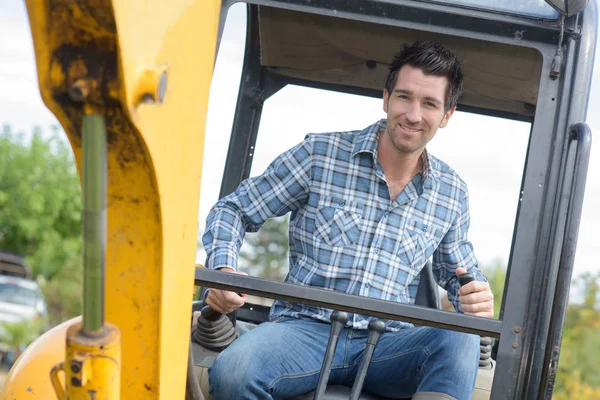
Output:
[385, 40, 464, 111]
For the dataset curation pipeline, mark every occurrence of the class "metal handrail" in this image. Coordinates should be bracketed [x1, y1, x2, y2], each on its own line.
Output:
[541, 122, 592, 398]
[195, 267, 503, 338]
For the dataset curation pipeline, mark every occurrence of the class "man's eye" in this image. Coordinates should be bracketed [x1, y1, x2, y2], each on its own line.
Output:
[425, 102, 437, 108]
[398, 95, 410, 100]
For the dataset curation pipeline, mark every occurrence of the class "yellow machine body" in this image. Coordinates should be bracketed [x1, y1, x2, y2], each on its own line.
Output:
[50, 323, 121, 400]
[2, 0, 222, 398]
[1, 318, 75, 400]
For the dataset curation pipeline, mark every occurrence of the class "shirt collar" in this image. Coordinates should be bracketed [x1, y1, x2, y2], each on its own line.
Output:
[351, 119, 383, 158]
[352, 119, 439, 184]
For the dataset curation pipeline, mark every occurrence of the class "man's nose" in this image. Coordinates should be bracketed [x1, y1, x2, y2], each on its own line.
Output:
[405, 102, 422, 124]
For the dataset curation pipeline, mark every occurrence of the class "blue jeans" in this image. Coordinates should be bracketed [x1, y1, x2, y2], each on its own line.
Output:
[209, 318, 480, 400]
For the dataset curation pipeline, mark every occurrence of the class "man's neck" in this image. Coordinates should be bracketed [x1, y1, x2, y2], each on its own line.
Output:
[377, 132, 423, 183]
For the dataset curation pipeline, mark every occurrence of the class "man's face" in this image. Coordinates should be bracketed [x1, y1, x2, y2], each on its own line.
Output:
[382, 65, 455, 155]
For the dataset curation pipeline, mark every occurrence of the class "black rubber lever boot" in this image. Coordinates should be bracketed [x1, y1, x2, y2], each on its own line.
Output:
[313, 310, 349, 400]
[348, 319, 386, 400]
[191, 305, 238, 352]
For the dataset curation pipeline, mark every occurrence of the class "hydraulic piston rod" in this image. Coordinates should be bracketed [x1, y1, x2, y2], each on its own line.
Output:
[50, 113, 120, 400]
[82, 114, 107, 333]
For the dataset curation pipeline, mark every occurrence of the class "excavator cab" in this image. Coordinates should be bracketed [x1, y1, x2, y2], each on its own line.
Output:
[1, 0, 595, 399]
[192, 0, 596, 399]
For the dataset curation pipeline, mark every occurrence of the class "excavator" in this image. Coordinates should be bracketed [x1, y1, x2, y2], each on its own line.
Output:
[0, 0, 596, 399]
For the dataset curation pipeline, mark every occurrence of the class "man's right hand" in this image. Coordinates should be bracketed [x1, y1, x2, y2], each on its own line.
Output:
[206, 267, 248, 314]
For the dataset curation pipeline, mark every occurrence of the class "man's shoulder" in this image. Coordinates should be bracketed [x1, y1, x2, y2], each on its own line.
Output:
[305, 129, 362, 143]
[305, 120, 381, 152]
[429, 153, 469, 195]
[304, 128, 364, 155]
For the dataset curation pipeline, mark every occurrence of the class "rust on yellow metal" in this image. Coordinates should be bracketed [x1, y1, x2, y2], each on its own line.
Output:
[51, 323, 121, 400]
[19, 0, 222, 398]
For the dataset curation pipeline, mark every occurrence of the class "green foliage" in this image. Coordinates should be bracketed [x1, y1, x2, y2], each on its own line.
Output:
[239, 215, 289, 281]
[0, 124, 82, 279]
[40, 257, 83, 327]
[553, 369, 600, 400]
[553, 273, 600, 399]
[0, 318, 44, 359]
[0, 124, 82, 325]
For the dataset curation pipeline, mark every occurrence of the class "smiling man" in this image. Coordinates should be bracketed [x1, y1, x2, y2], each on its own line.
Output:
[203, 41, 494, 400]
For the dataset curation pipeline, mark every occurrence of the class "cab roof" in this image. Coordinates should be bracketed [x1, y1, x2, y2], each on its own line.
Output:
[258, 6, 543, 118]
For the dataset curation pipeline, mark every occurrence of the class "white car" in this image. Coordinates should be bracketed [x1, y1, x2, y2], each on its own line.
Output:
[0, 252, 48, 359]
[0, 275, 47, 325]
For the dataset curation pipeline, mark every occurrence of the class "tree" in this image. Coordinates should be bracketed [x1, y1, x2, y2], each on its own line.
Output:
[0, 124, 82, 325]
[239, 215, 289, 281]
[41, 256, 83, 326]
[0, 318, 43, 361]
[553, 273, 600, 399]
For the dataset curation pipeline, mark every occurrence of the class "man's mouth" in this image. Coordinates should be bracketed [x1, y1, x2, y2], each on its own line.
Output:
[399, 124, 422, 133]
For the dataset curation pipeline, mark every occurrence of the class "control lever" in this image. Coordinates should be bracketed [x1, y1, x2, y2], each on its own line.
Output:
[458, 271, 493, 369]
[200, 304, 222, 321]
[348, 319, 386, 400]
[458, 272, 475, 287]
[313, 311, 349, 400]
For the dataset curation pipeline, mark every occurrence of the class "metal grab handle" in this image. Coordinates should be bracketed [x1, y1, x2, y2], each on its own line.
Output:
[195, 268, 503, 338]
[50, 362, 65, 400]
[542, 122, 592, 398]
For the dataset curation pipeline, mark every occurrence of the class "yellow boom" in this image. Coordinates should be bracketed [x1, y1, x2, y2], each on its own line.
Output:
[1, 0, 221, 398]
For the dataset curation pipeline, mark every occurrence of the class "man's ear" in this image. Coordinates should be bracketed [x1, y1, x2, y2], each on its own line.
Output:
[383, 89, 389, 113]
[439, 106, 456, 128]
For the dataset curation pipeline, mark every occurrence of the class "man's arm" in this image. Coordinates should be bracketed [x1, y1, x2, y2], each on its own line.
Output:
[431, 188, 494, 318]
[202, 137, 313, 312]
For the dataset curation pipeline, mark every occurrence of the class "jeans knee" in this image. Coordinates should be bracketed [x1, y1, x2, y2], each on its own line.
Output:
[209, 350, 235, 395]
[417, 329, 480, 397]
[457, 332, 480, 361]
[431, 330, 480, 368]
[209, 347, 259, 398]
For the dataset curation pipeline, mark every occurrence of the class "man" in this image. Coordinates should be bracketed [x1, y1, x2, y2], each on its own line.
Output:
[202, 41, 494, 400]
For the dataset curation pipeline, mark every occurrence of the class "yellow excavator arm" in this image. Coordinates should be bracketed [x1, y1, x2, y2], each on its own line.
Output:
[1, 1, 220, 399]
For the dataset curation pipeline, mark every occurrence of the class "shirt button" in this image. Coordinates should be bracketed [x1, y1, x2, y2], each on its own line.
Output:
[365, 281, 371, 288]
[374, 248, 379, 254]
[339, 200, 346, 206]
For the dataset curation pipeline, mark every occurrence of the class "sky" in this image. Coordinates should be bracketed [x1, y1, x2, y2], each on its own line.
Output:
[1, 2, 598, 283]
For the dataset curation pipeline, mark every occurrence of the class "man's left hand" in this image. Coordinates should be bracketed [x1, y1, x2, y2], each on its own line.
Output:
[456, 267, 494, 318]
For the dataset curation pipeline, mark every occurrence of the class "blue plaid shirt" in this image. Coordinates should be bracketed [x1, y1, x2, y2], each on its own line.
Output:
[203, 119, 487, 331]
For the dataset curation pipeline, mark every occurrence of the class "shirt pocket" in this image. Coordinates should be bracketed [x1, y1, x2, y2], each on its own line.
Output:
[315, 195, 365, 247]
[397, 218, 435, 268]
